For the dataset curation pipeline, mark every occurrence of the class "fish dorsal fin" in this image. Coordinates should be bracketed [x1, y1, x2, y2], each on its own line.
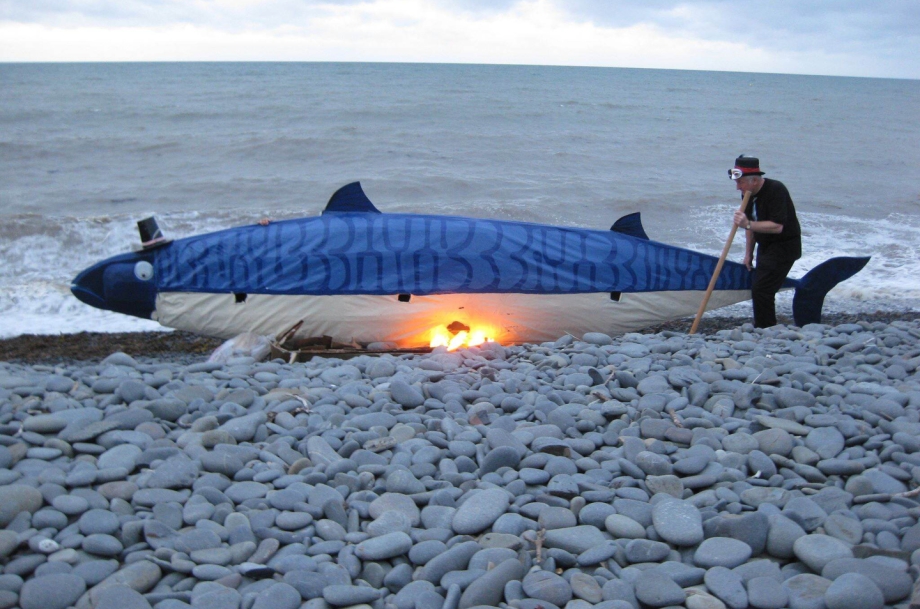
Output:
[322, 182, 381, 214]
[610, 212, 649, 240]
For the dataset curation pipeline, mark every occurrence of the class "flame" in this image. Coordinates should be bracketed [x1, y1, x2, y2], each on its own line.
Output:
[429, 325, 494, 350]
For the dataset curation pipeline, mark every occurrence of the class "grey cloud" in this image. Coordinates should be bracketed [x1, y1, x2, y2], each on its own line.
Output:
[0, 0, 366, 28]
[1, 0, 916, 77]
[558, 0, 919, 57]
[5, 0, 917, 47]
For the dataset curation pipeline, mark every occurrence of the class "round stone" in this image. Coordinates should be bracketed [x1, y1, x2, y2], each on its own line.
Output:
[766, 513, 806, 559]
[368, 510, 413, 536]
[652, 499, 703, 546]
[522, 570, 573, 607]
[519, 468, 551, 485]
[634, 451, 672, 476]
[703, 566, 747, 609]
[569, 572, 602, 603]
[452, 488, 510, 534]
[805, 427, 845, 460]
[793, 534, 853, 573]
[783, 574, 832, 609]
[419, 540, 479, 584]
[19, 573, 86, 609]
[747, 576, 788, 609]
[694, 537, 752, 569]
[369, 493, 421, 526]
[457, 558, 524, 608]
[79, 509, 121, 535]
[824, 572, 884, 609]
[0, 485, 44, 527]
[538, 507, 577, 530]
[625, 539, 670, 563]
[192, 564, 234, 580]
[323, 584, 381, 606]
[385, 469, 426, 495]
[52, 495, 90, 516]
[252, 582, 301, 609]
[634, 571, 685, 607]
[823, 514, 863, 546]
[821, 558, 912, 604]
[95, 585, 153, 609]
[275, 512, 313, 530]
[32, 508, 68, 530]
[753, 428, 794, 457]
[225, 481, 268, 504]
[73, 560, 119, 586]
[480, 446, 521, 475]
[605, 514, 646, 539]
[388, 380, 425, 408]
[82, 534, 123, 557]
[355, 532, 413, 560]
[583, 332, 613, 346]
[409, 540, 447, 565]
[543, 526, 607, 555]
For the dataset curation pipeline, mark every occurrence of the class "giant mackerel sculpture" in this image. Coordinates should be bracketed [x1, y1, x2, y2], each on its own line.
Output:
[72, 182, 869, 346]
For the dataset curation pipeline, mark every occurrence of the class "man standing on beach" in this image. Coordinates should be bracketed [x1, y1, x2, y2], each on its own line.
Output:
[730, 155, 802, 328]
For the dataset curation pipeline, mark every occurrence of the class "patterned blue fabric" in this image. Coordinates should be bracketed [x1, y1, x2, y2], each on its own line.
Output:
[153, 213, 757, 295]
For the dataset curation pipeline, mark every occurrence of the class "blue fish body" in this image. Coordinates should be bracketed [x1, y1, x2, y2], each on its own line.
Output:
[155, 211, 754, 297]
[71, 182, 868, 342]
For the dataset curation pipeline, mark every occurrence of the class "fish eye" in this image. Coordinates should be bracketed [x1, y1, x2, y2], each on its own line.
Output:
[134, 261, 154, 281]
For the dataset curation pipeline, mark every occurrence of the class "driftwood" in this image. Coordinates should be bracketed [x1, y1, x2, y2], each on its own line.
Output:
[909, 575, 920, 609]
[271, 320, 431, 362]
[853, 486, 920, 505]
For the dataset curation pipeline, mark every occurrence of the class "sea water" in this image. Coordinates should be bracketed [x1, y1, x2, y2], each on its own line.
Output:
[1, 62, 918, 338]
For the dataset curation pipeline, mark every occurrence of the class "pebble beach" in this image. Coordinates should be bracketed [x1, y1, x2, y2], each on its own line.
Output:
[3, 313, 920, 609]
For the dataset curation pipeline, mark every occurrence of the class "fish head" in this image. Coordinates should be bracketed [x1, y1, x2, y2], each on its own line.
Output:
[71, 250, 158, 319]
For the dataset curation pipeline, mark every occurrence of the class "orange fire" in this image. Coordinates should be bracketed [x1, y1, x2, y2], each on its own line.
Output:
[429, 324, 494, 351]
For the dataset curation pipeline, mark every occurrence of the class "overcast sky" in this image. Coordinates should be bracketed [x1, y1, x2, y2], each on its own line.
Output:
[1, 0, 917, 79]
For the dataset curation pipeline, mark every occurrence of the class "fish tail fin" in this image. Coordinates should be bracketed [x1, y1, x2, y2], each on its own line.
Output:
[792, 256, 871, 326]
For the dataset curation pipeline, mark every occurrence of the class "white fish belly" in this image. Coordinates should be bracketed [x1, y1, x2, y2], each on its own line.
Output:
[154, 289, 751, 346]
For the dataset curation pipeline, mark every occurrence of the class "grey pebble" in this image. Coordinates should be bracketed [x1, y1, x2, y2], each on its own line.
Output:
[792, 534, 853, 573]
[95, 585, 153, 609]
[2, 317, 920, 609]
[703, 566, 747, 609]
[634, 571, 684, 607]
[522, 570, 572, 607]
[420, 541, 480, 584]
[452, 488, 509, 534]
[652, 499, 703, 546]
[782, 574, 832, 609]
[694, 537, 752, 569]
[543, 526, 606, 554]
[355, 532, 413, 560]
[82, 534, 124, 557]
[824, 572, 884, 609]
[747, 576, 788, 609]
[625, 539, 670, 563]
[0, 485, 43, 527]
[824, 514, 864, 546]
[458, 558, 524, 609]
[18, 573, 86, 609]
[821, 557, 913, 604]
[766, 513, 806, 559]
[323, 584, 380, 606]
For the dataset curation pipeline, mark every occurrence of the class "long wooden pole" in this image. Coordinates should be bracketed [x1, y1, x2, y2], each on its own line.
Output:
[690, 190, 752, 334]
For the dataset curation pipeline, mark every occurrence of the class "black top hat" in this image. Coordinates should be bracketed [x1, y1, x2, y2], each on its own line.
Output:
[732, 155, 765, 176]
[137, 217, 168, 249]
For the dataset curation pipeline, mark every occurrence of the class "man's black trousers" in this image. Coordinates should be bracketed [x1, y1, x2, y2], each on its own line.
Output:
[752, 257, 795, 328]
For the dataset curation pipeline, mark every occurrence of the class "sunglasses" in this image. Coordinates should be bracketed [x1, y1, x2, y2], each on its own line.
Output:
[728, 168, 747, 180]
